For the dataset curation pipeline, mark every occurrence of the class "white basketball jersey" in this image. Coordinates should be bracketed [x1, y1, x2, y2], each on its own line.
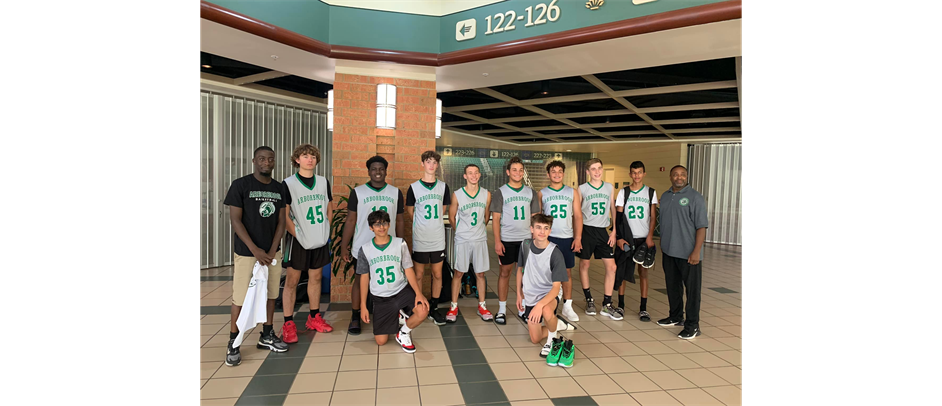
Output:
[283, 174, 330, 249]
[579, 181, 614, 228]
[454, 187, 489, 243]
[498, 184, 535, 242]
[617, 185, 658, 239]
[361, 237, 407, 297]
[409, 180, 446, 252]
[352, 183, 400, 258]
[540, 185, 574, 238]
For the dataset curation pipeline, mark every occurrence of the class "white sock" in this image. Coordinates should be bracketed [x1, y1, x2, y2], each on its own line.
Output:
[547, 330, 558, 344]
[450, 302, 458, 310]
[564, 299, 573, 309]
[479, 301, 486, 308]
[499, 301, 507, 314]
[400, 324, 412, 334]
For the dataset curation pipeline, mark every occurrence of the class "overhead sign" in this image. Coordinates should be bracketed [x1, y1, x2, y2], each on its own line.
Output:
[455, 18, 477, 41]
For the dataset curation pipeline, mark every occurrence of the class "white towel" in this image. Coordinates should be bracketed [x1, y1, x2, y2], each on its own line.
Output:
[233, 259, 274, 347]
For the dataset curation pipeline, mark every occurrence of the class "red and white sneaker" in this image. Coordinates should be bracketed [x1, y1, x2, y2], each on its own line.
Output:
[445, 306, 458, 323]
[477, 303, 494, 321]
[396, 330, 416, 353]
[306, 313, 334, 333]
[281, 320, 299, 344]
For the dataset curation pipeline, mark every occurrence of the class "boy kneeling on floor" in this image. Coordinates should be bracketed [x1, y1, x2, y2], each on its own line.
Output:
[357, 210, 430, 353]
[516, 213, 576, 367]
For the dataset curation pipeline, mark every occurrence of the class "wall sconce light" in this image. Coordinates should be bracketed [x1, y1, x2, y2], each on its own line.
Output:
[436, 98, 442, 139]
[327, 90, 334, 131]
[376, 84, 397, 129]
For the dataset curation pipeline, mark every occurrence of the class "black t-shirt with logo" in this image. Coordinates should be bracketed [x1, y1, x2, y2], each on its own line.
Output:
[223, 174, 286, 257]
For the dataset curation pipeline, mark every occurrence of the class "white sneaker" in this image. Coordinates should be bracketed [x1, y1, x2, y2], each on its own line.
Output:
[557, 319, 575, 332]
[396, 330, 416, 353]
[540, 342, 552, 358]
[561, 304, 580, 322]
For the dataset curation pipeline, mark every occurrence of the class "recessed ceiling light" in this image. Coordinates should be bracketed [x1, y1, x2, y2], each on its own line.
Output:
[566, 150, 571, 152]
[482, 73, 489, 77]
[271, 55, 279, 60]
[201, 64, 211, 69]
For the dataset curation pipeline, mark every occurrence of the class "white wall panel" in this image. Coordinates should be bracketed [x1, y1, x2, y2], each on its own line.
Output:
[687, 143, 741, 245]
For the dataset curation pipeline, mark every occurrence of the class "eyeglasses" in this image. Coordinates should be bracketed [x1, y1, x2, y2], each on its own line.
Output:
[371, 221, 390, 227]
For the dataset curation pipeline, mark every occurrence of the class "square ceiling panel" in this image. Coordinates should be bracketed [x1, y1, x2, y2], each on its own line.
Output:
[438, 89, 503, 107]
[628, 89, 739, 109]
[595, 58, 737, 91]
[645, 108, 741, 121]
[488, 76, 600, 101]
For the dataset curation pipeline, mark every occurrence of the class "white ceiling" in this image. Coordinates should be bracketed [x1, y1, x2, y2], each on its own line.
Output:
[323, 0, 505, 16]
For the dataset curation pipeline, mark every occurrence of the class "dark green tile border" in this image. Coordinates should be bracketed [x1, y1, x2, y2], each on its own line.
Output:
[442, 312, 510, 405]
[551, 396, 599, 406]
[709, 287, 739, 294]
[654, 288, 669, 295]
[234, 394, 288, 406]
[201, 275, 234, 281]
[235, 311, 317, 405]
[201, 306, 232, 315]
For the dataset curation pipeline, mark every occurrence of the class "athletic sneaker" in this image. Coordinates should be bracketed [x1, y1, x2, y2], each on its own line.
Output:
[282, 320, 299, 344]
[396, 330, 416, 353]
[445, 306, 458, 323]
[558, 339, 575, 368]
[225, 339, 241, 367]
[399, 310, 407, 326]
[428, 309, 446, 326]
[546, 337, 564, 366]
[561, 303, 580, 322]
[348, 318, 361, 335]
[639, 310, 651, 322]
[557, 318, 576, 332]
[584, 298, 597, 316]
[600, 304, 624, 321]
[495, 313, 506, 325]
[540, 342, 552, 358]
[306, 313, 334, 333]
[477, 304, 494, 321]
[657, 317, 684, 326]
[642, 244, 657, 269]
[257, 330, 289, 353]
[678, 327, 701, 340]
[632, 244, 647, 264]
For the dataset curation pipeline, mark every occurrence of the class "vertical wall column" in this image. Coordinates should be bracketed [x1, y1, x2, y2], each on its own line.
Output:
[330, 72, 438, 303]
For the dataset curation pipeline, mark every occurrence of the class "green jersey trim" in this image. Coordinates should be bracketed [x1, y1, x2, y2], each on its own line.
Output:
[462, 186, 480, 199]
[295, 173, 316, 191]
[366, 183, 388, 193]
[547, 185, 564, 192]
[588, 181, 605, 191]
[372, 237, 393, 251]
[506, 183, 524, 193]
[420, 180, 438, 190]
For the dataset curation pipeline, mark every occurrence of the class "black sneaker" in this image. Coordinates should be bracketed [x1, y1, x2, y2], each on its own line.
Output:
[642, 244, 657, 269]
[257, 330, 289, 353]
[678, 327, 701, 339]
[639, 310, 651, 322]
[428, 308, 446, 326]
[225, 339, 241, 367]
[348, 318, 361, 335]
[632, 244, 647, 264]
[495, 313, 507, 325]
[657, 317, 684, 326]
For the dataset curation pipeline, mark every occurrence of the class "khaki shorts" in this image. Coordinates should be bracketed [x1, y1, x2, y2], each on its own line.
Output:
[232, 251, 283, 306]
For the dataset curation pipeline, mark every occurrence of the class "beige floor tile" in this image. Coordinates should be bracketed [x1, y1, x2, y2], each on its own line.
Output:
[200, 398, 239, 406]
[578, 343, 619, 358]
[413, 339, 447, 352]
[378, 353, 415, 369]
[643, 370, 697, 390]
[491, 362, 534, 380]
[714, 337, 741, 350]
[200, 377, 252, 400]
[200, 347, 227, 363]
[590, 356, 637, 373]
[524, 361, 570, 378]
[309, 342, 346, 356]
[630, 390, 682, 406]
[410, 325, 443, 339]
[653, 354, 701, 370]
[647, 328, 686, 341]
[636, 341, 677, 355]
[712, 351, 741, 366]
[312, 332, 349, 343]
[618, 330, 659, 342]
[289, 372, 337, 394]
[668, 388, 723, 405]
[414, 350, 452, 367]
[675, 368, 730, 388]
[376, 386, 420, 405]
[606, 342, 648, 356]
[497, 322, 531, 335]
[566, 332, 601, 344]
[299, 355, 341, 373]
[538, 376, 588, 398]
[202, 298, 225, 306]
[610, 372, 661, 393]
[284, 392, 332, 406]
[690, 338, 733, 352]
[683, 353, 732, 368]
[499, 378, 548, 401]
[482, 348, 522, 363]
[590, 331, 626, 342]
[702, 385, 741, 406]
[211, 359, 264, 378]
[574, 374, 626, 395]
[708, 367, 741, 385]
[339, 354, 378, 371]
[469, 324, 503, 336]
[202, 324, 228, 335]
[417, 365, 459, 385]
[591, 394, 641, 406]
[660, 340, 706, 354]
[514, 347, 546, 362]
[715, 325, 741, 337]
[201, 362, 222, 380]
[476, 334, 515, 349]
[344, 340, 380, 355]
[334, 370, 377, 391]
[330, 389, 375, 406]
[201, 380, 207, 388]
[575, 321, 614, 332]
[202, 314, 232, 324]
[623, 355, 671, 372]
[509, 400, 555, 406]
[203, 334, 233, 348]
[419, 383, 464, 406]
[376, 368, 418, 388]
[564, 358, 605, 377]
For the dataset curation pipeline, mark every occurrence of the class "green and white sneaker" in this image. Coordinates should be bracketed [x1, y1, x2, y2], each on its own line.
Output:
[558, 339, 575, 368]
[545, 336, 564, 366]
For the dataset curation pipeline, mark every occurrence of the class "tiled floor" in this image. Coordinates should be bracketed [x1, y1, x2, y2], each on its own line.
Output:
[201, 230, 742, 406]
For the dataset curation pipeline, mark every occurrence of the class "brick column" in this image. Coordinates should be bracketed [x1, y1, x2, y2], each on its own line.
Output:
[330, 73, 437, 303]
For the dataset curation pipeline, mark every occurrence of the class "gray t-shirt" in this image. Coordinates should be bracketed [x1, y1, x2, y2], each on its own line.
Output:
[517, 239, 568, 307]
[490, 185, 542, 242]
[659, 185, 709, 260]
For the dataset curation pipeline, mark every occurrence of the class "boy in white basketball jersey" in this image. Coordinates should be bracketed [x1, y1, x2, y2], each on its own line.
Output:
[281, 144, 334, 345]
[405, 150, 451, 326]
[491, 156, 541, 325]
[356, 210, 430, 353]
[446, 164, 493, 322]
[537, 161, 583, 322]
[615, 161, 658, 321]
[576, 158, 618, 318]
[341, 156, 405, 335]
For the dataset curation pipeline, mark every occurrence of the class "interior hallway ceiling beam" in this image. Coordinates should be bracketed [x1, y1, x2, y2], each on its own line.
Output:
[582, 74, 676, 140]
[473, 88, 617, 141]
[232, 70, 290, 86]
[448, 111, 561, 142]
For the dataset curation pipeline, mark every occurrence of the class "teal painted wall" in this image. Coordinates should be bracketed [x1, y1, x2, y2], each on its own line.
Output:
[328, 6, 439, 53]
[211, 0, 330, 43]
